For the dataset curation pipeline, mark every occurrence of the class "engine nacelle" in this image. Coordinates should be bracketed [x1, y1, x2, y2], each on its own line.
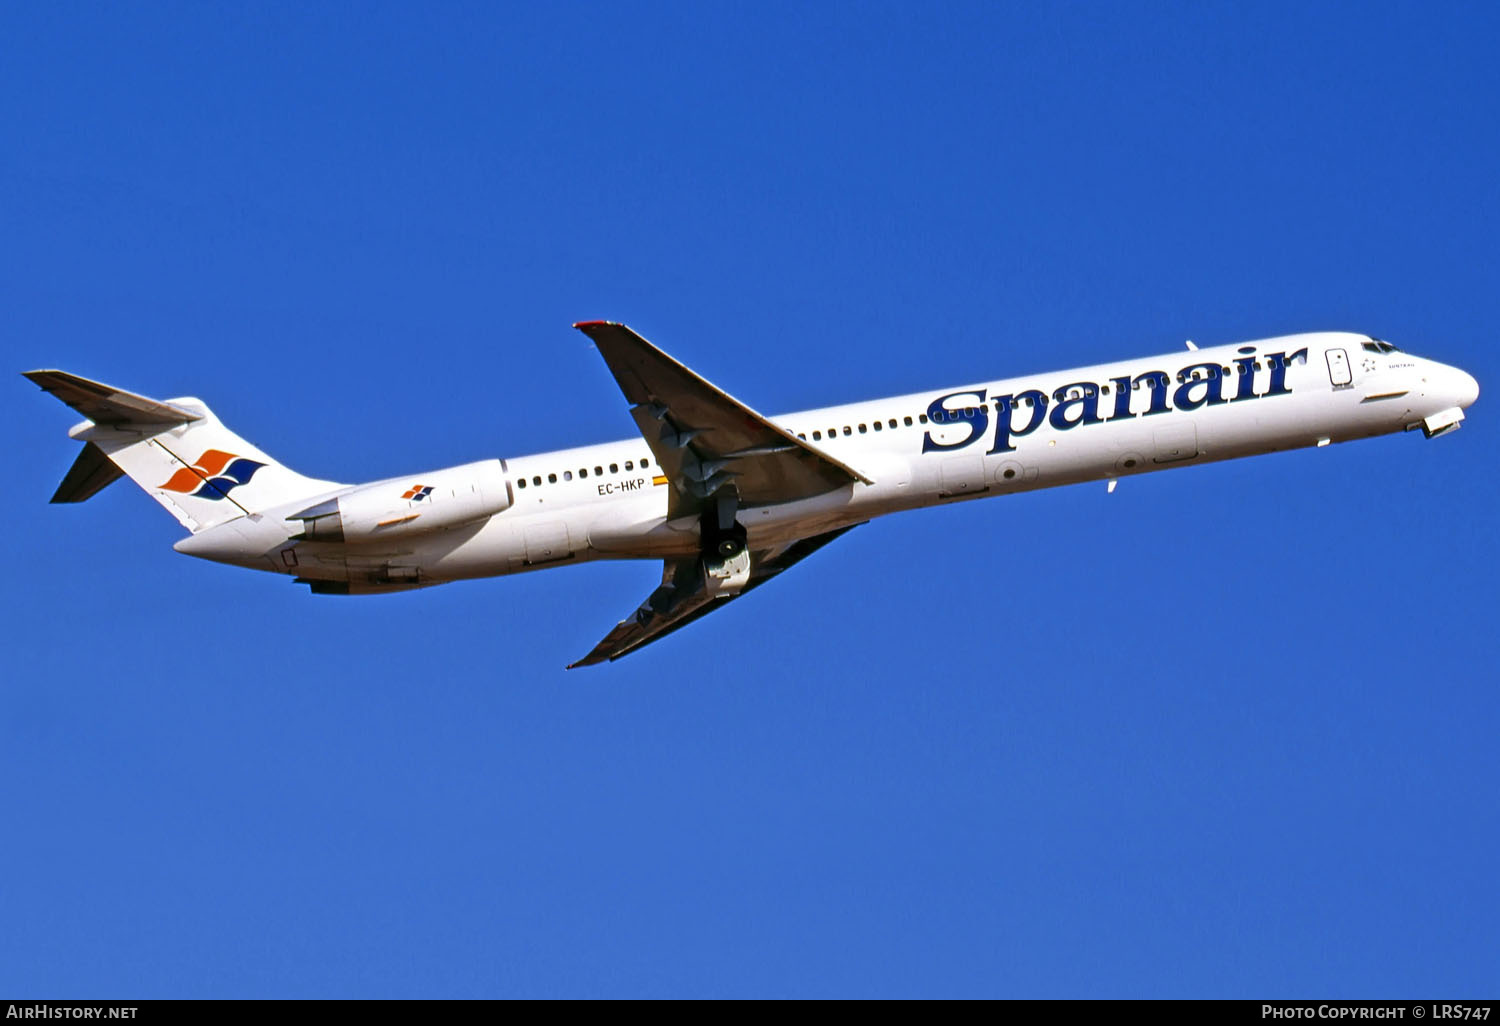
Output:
[289, 460, 511, 543]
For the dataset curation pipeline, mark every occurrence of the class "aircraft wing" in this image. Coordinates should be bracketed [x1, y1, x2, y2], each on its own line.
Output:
[575, 322, 872, 519]
[567, 524, 860, 668]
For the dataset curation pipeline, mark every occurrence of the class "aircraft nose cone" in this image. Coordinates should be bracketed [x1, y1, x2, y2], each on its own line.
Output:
[1456, 368, 1480, 408]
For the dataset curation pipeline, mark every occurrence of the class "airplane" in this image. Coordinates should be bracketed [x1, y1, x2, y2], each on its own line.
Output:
[26, 323, 1479, 667]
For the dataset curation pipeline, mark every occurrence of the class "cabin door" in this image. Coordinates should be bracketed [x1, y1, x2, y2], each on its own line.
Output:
[1326, 348, 1352, 387]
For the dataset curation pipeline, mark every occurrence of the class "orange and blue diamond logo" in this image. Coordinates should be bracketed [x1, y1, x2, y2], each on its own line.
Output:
[402, 485, 433, 502]
[158, 449, 266, 501]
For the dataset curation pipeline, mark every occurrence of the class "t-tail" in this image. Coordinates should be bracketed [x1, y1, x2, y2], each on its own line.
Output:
[25, 370, 340, 533]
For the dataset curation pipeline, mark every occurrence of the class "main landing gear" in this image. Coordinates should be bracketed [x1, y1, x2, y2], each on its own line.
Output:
[700, 494, 751, 598]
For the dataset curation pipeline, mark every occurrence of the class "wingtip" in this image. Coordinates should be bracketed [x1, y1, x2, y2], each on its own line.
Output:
[572, 320, 615, 330]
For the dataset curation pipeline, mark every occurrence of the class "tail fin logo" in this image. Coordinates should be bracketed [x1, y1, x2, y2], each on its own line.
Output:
[159, 449, 266, 501]
[402, 485, 433, 501]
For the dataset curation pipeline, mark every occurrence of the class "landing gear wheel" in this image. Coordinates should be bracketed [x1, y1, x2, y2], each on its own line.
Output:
[702, 544, 753, 597]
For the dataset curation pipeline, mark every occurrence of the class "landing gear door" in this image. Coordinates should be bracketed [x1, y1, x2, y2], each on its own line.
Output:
[1152, 423, 1198, 464]
[1326, 348, 1352, 388]
[524, 522, 572, 565]
[939, 456, 985, 497]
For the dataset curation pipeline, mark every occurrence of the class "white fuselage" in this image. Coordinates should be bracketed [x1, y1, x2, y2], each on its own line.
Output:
[174, 331, 1479, 590]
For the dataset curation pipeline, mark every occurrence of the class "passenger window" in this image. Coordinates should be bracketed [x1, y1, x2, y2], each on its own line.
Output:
[813, 430, 822, 440]
[904, 416, 913, 426]
[889, 419, 898, 429]
[579, 468, 588, 478]
[843, 426, 852, 435]
[533, 475, 542, 486]
[548, 473, 557, 484]
[872, 421, 882, 431]
[625, 460, 634, 471]
[564, 471, 573, 481]
[610, 463, 618, 474]
[918, 414, 928, 424]
[641, 457, 650, 468]
[858, 423, 867, 433]
[517, 478, 526, 489]
[595, 466, 603, 476]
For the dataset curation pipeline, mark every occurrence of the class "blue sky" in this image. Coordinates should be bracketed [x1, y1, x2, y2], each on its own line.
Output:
[3, 1, 1496, 998]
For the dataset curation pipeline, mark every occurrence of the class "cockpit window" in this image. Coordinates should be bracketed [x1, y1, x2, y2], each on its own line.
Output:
[1362, 342, 1382, 353]
[1362, 340, 1404, 355]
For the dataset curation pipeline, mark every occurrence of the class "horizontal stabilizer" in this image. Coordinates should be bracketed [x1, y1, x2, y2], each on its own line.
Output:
[23, 369, 203, 428]
[50, 441, 124, 503]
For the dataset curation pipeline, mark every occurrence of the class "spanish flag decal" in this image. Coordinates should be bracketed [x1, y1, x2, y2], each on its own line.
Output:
[652, 475, 668, 486]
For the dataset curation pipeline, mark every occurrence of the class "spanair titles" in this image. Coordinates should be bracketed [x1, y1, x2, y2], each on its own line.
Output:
[923, 346, 1309, 456]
